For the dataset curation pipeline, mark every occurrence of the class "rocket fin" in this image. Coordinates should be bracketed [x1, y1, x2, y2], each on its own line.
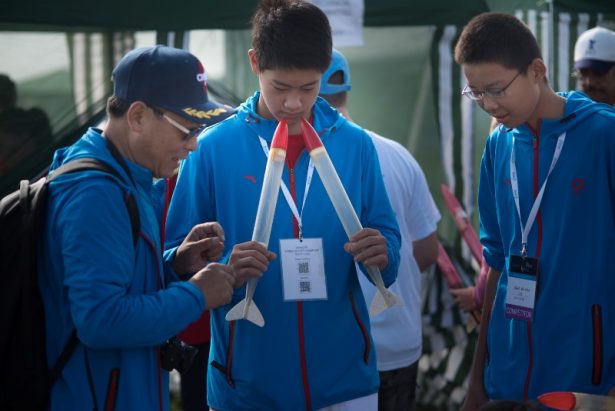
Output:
[225, 298, 265, 327]
[369, 288, 403, 317]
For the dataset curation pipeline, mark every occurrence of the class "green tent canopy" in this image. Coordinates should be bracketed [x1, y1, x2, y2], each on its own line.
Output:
[2, 0, 488, 31]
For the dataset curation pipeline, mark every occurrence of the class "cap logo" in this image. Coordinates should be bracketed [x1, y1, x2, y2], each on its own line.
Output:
[196, 61, 208, 93]
[589, 39, 596, 50]
[183, 107, 229, 119]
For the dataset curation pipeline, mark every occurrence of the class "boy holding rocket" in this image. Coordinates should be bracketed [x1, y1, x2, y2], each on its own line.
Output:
[164, 0, 401, 410]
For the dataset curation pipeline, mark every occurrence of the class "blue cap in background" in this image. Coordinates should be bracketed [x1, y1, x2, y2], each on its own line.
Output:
[320, 48, 352, 95]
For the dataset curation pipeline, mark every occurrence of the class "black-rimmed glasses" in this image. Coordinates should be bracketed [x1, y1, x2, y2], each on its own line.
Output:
[462, 72, 521, 100]
[149, 106, 205, 141]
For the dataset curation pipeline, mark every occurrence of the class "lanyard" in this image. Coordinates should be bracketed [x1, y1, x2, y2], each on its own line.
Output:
[510, 132, 566, 256]
[259, 136, 314, 240]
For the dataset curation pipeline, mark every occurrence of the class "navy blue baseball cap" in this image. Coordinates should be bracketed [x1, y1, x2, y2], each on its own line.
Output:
[320, 48, 352, 95]
[112, 45, 234, 125]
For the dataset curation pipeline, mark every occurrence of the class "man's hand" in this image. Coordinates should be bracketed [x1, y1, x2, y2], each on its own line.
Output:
[451, 286, 477, 312]
[228, 241, 276, 288]
[189, 263, 235, 309]
[344, 227, 388, 270]
[173, 222, 225, 276]
[460, 268, 500, 411]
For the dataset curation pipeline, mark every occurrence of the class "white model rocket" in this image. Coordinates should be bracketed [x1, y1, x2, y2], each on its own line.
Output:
[225, 120, 288, 327]
[300, 118, 402, 316]
[538, 391, 615, 411]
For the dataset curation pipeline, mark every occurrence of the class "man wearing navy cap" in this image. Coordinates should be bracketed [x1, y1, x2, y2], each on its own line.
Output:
[573, 26, 615, 106]
[38, 45, 236, 411]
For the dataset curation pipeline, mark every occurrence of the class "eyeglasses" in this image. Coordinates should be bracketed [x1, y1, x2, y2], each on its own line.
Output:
[149, 106, 205, 141]
[462, 72, 521, 101]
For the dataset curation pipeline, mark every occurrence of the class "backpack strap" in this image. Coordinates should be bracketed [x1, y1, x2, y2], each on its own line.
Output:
[44, 157, 141, 387]
[47, 158, 140, 246]
[105, 138, 137, 188]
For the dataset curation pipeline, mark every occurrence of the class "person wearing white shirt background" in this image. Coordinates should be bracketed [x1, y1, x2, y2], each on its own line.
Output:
[573, 26, 615, 106]
[319, 48, 441, 411]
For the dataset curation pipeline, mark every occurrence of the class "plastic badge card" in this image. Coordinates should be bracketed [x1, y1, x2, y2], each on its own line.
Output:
[280, 238, 327, 301]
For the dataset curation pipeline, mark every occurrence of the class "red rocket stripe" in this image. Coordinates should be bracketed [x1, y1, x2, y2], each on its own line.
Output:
[537, 391, 576, 410]
[271, 119, 289, 149]
[300, 118, 323, 152]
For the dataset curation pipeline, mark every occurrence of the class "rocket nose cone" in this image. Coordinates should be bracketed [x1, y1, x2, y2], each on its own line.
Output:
[537, 392, 576, 410]
[300, 117, 323, 152]
[271, 119, 288, 149]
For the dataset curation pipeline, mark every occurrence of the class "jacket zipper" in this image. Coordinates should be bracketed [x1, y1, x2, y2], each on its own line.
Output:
[103, 368, 120, 411]
[349, 293, 371, 363]
[289, 166, 313, 411]
[592, 304, 603, 385]
[209, 320, 236, 387]
[139, 232, 164, 411]
[522, 127, 542, 400]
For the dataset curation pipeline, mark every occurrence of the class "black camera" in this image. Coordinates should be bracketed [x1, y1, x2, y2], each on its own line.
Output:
[160, 337, 199, 374]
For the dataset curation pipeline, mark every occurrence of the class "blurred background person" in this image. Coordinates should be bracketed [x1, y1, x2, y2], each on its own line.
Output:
[0, 73, 53, 176]
[0, 104, 52, 176]
[0, 74, 17, 112]
[573, 26, 615, 106]
[320, 48, 440, 411]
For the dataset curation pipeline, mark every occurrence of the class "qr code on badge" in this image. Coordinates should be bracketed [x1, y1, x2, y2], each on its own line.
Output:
[298, 261, 310, 274]
[299, 280, 311, 293]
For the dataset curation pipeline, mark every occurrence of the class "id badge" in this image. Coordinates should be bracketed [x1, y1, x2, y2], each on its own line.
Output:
[505, 255, 539, 321]
[280, 238, 327, 301]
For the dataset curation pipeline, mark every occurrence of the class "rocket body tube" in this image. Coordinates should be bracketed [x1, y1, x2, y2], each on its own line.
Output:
[225, 121, 288, 327]
[300, 119, 401, 316]
[252, 148, 286, 247]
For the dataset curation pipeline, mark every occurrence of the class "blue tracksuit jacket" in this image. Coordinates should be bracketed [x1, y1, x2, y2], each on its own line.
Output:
[38, 129, 205, 410]
[164, 93, 401, 410]
[479, 91, 615, 401]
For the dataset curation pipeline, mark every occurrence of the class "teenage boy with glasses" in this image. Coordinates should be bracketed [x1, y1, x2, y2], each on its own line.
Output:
[454, 12, 615, 411]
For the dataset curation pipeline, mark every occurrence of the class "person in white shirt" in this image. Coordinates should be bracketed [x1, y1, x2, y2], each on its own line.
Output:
[573, 26, 615, 106]
[320, 48, 441, 411]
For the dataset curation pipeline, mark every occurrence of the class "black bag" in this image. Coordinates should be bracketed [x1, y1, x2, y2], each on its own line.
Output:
[0, 158, 140, 410]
